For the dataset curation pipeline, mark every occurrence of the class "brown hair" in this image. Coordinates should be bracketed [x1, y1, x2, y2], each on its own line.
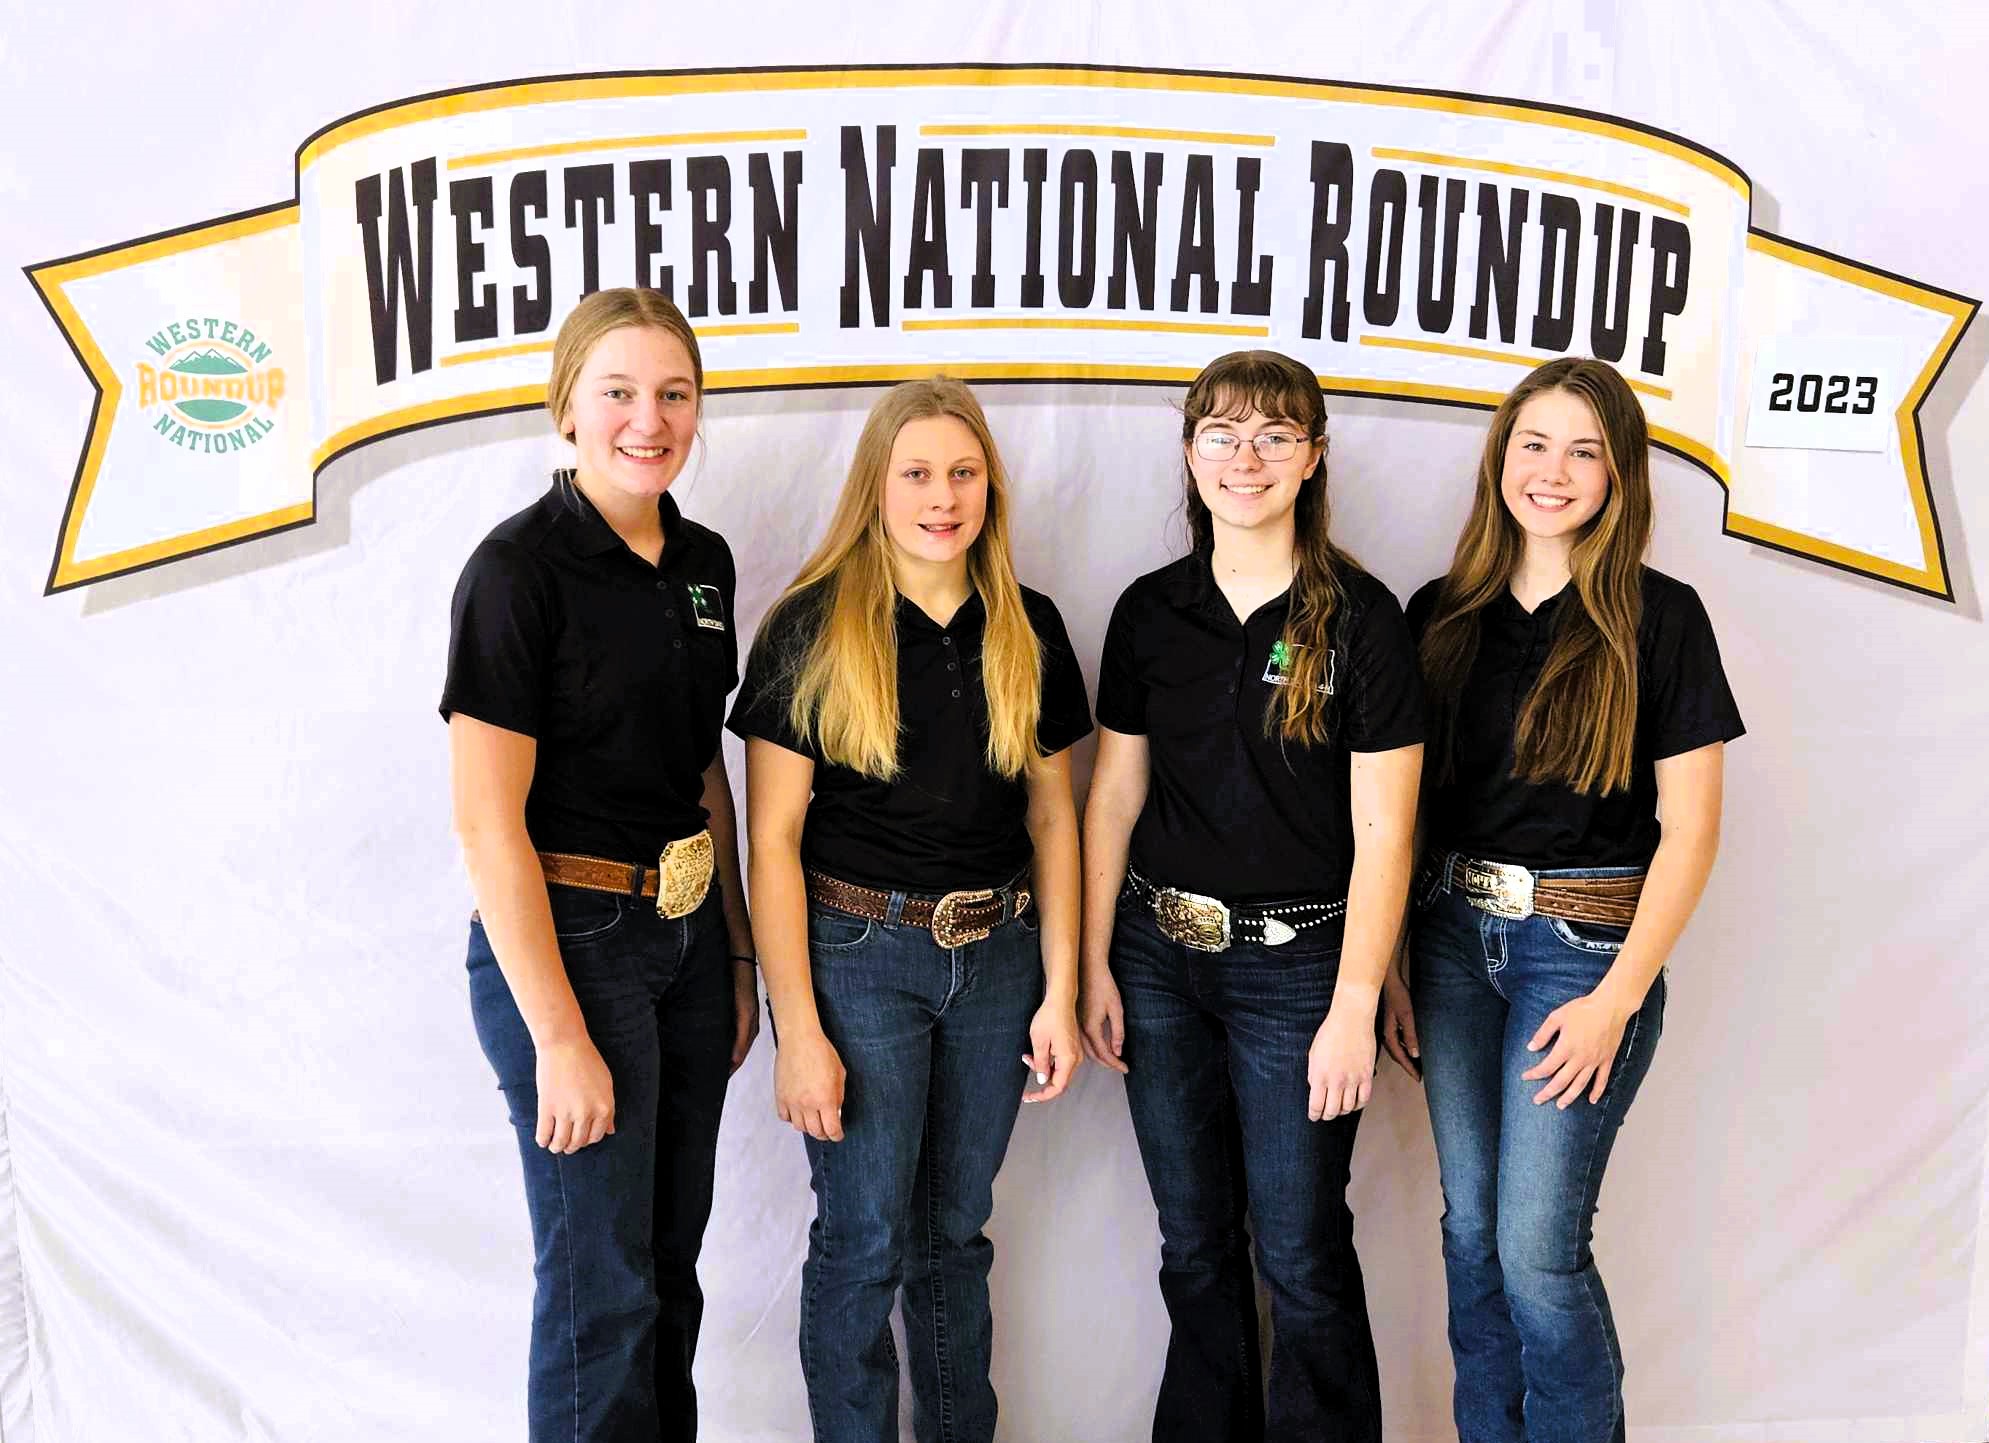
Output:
[1418, 357, 1654, 795]
[1182, 349, 1355, 745]
[546, 288, 704, 440]
[767, 377, 1043, 780]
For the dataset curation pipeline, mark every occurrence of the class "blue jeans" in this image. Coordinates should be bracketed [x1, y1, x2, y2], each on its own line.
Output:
[1409, 863, 1666, 1443]
[468, 883, 735, 1443]
[1111, 897, 1381, 1443]
[795, 900, 1043, 1443]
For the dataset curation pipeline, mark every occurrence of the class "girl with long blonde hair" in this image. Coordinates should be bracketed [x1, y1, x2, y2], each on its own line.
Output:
[1385, 356, 1745, 1443]
[1079, 350, 1425, 1442]
[729, 377, 1091, 1443]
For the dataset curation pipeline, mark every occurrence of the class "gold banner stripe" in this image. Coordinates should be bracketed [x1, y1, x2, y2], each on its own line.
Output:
[55, 504, 315, 589]
[1370, 147, 1691, 217]
[1360, 335, 1676, 401]
[295, 69, 1750, 198]
[440, 321, 799, 368]
[902, 318, 1271, 336]
[450, 129, 808, 169]
[1724, 512, 1940, 593]
[920, 123, 1274, 146]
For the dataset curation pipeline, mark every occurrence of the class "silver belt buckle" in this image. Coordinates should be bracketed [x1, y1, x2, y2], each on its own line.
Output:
[931, 888, 996, 948]
[1462, 859, 1534, 920]
[1153, 887, 1231, 952]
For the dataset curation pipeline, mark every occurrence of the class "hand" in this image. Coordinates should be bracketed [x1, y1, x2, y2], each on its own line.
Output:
[728, 961, 761, 1074]
[1078, 965, 1129, 1075]
[774, 1027, 846, 1141]
[1378, 958, 1421, 1081]
[1522, 986, 1636, 1107]
[1307, 1004, 1376, 1121]
[1023, 997, 1084, 1103]
[535, 1036, 616, 1154]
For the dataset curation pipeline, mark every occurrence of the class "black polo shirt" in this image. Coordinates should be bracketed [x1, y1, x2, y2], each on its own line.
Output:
[1096, 550, 1426, 903]
[727, 584, 1093, 894]
[439, 475, 738, 865]
[1406, 567, 1745, 870]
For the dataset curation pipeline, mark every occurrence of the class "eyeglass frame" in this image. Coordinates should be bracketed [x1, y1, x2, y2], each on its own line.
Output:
[1191, 427, 1322, 463]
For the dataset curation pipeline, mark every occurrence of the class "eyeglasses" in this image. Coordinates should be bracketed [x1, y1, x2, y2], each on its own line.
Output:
[1193, 430, 1314, 462]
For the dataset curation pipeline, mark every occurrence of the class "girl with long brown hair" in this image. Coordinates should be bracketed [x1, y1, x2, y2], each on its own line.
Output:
[1078, 350, 1424, 1442]
[1386, 356, 1744, 1443]
[444, 287, 760, 1441]
[729, 377, 1090, 1443]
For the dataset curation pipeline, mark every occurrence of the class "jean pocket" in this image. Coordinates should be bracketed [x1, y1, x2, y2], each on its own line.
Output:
[1547, 915, 1629, 953]
[549, 888, 627, 944]
[808, 907, 875, 952]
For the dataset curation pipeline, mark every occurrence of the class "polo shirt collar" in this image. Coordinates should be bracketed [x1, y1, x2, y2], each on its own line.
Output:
[553, 471, 683, 558]
[896, 588, 985, 634]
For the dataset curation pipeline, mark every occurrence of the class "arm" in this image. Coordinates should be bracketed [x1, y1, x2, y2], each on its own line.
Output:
[700, 748, 760, 1072]
[1378, 806, 1426, 1080]
[1077, 727, 1150, 1075]
[1021, 747, 1083, 1101]
[1309, 742, 1423, 1120]
[449, 714, 615, 1154]
[743, 737, 846, 1142]
[1524, 741, 1724, 1106]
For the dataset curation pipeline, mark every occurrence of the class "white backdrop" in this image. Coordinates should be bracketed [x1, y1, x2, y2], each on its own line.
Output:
[3, 5, 1987, 1441]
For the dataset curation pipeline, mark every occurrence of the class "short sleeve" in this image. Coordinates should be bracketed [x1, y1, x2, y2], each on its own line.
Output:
[1645, 582, 1746, 758]
[726, 594, 819, 759]
[1341, 580, 1427, 753]
[712, 534, 742, 695]
[1404, 577, 1445, 645]
[439, 539, 553, 736]
[1026, 593, 1094, 755]
[1094, 585, 1151, 735]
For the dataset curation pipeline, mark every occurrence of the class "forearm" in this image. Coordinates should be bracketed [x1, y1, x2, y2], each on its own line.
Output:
[1079, 799, 1138, 976]
[1599, 822, 1719, 1008]
[700, 753, 754, 958]
[749, 839, 824, 1038]
[460, 823, 587, 1047]
[1027, 799, 1082, 1006]
[1337, 820, 1414, 1009]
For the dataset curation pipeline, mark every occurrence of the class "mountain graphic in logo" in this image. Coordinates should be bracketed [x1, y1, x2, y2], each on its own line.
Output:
[165, 347, 251, 422]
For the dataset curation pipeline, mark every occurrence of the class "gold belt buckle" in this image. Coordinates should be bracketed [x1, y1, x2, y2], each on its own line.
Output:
[656, 830, 715, 919]
[930, 888, 996, 948]
[1153, 887, 1230, 952]
[1461, 859, 1534, 920]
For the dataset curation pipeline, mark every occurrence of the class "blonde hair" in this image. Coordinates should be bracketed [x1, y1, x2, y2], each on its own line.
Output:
[546, 288, 703, 440]
[768, 378, 1043, 780]
[1419, 357, 1653, 795]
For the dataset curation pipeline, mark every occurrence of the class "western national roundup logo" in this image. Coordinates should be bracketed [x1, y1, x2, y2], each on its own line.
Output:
[24, 64, 1978, 597]
[137, 319, 286, 454]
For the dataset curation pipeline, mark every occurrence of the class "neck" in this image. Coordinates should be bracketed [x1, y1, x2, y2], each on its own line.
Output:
[892, 552, 974, 623]
[1208, 515, 1296, 584]
[572, 469, 665, 554]
[1510, 536, 1574, 608]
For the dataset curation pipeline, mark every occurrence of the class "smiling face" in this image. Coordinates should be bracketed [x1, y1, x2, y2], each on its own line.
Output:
[880, 413, 989, 571]
[1499, 388, 1612, 551]
[1185, 407, 1323, 537]
[558, 324, 699, 501]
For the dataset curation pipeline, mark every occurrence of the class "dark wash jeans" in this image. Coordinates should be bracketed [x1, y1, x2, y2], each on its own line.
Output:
[1409, 863, 1665, 1443]
[795, 900, 1043, 1443]
[468, 882, 734, 1443]
[1111, 896, 1382, 1443]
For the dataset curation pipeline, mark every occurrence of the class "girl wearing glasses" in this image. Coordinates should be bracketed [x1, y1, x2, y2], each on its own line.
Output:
[1385, 357, 1742, 1443]
[1078, 349, 1424, 1443]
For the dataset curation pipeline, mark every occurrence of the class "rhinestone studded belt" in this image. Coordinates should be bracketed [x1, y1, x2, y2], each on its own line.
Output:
[1124, 867, 1347, 953]
[805, 870, 1032, 949]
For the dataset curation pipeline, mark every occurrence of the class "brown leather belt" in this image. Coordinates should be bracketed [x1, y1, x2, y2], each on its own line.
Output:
[805, 869, 1031, 949]
[538, 830, 715, 919]
[1442, 854, 1643, 927]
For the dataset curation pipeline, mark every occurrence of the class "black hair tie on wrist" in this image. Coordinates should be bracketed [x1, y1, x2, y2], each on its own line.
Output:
[728, 953, 757, 966]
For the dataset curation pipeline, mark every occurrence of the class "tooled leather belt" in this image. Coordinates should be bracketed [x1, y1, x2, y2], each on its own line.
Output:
[805, 869, 1031, 948]
[1442, 854, 1643, 927]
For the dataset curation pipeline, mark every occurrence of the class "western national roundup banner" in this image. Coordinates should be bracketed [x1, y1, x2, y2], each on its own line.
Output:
[26, 64, 1978, 598]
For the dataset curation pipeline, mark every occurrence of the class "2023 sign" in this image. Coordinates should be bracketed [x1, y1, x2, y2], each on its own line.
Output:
[1767, 372, 1878, 415]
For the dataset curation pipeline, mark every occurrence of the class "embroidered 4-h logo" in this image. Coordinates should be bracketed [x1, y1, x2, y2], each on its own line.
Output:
[686, 583, 727, 632]
[1262, 639, 1336, 694]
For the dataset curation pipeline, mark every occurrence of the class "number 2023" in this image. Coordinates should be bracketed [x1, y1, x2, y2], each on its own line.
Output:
[1769, 372, 1878, 415]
